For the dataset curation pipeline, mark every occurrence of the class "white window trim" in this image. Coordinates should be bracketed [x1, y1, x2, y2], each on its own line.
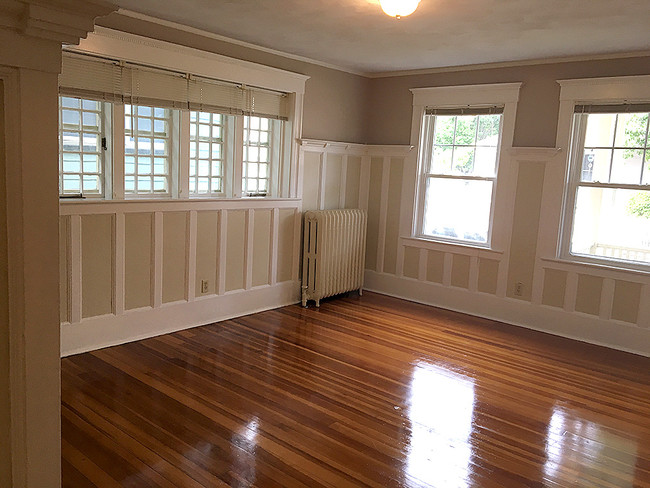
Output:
[540, 75, 650, 273]
[407, 82, 521, 253]
[63, 26, 309, 201]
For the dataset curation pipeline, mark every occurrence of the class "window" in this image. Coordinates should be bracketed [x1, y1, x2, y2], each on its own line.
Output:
[59, 96, 108, 197]
[58, 49, 300, 201]
[243, 116, 274, 196]
[189, 111, 226, 195]
[417, 109, 503, 244]
[563, 106, 650, 266]
[410, 83, 520, 252]
[125, 104, 173, 196]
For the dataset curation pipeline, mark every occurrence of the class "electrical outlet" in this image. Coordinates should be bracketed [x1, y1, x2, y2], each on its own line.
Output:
[514, 281, 523, 297]
[201, 279, 209, 293]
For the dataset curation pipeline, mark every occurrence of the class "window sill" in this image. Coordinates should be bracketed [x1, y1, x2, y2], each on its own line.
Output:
[401, 236, 504, 258]
[540, 256, 650, 279]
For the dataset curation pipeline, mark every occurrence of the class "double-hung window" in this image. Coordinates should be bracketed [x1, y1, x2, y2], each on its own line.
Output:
[411, 83, 520, 252]
[417, 108, 503, 244]
[59, 96, 109, 197]
[563, 105, 650, 266]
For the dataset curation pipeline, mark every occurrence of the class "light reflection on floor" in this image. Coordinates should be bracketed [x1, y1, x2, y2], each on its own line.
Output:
[406, 362, 475, 488]
[230, 416, 260, 486]
[544, 405, 638, 487]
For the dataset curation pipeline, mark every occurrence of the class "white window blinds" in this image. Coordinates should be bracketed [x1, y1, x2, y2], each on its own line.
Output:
[59, 52, 290, 119]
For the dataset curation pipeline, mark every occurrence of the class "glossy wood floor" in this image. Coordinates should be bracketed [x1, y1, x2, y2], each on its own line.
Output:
[61, 292, 650, 487]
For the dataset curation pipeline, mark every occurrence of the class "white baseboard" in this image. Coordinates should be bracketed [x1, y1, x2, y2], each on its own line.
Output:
[364, 270, 650, 358]
[61, 281, 300, 357]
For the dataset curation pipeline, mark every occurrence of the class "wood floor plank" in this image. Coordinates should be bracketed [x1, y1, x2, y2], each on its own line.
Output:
[62, 292, 650, 487]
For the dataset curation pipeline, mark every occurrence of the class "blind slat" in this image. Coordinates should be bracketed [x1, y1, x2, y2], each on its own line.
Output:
[425, 106, 504, 116]
[59, 52, 289, 119]
[575, 103, 650, 114]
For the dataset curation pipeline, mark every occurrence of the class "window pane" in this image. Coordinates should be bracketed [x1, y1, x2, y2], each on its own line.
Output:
[580, 149, 611, 183]
[82, 175, 100, 193]
[62, 110, 80, 127]
[452, 147, 475, 175]
[83, 154, 98, 173]
[434, 116, 455, 145]
[584, 113, 616, 148]
[422, 178, 493, 243]
[477, 115, 500, 145]
[474, 146, 498, 177]
[62, 153, 81, 173]
[614, 113, 648, 148]
[454, 116, 477, 145]
[61, 97, 80, 109]
[610, 149, 643, 184]
[62, 174, 81, 193]
[571, 187, 650, 264]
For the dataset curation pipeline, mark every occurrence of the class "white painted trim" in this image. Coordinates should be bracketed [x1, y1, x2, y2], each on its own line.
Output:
[114, 9, 365, 77]
[60, 198, 300, 214]
[299, 138, 413, 157]
[245, 209, 254, 290]
[72, 26, 310, 94]
[364, 271, 650, 357]
[509, 147, 562, 161]
[270, 207, 279, 285]
[411, 82, 522, 107]
[70, 215, 82, 324]
[291, 207, 302, 281]
[217, 210, 227, 295]
[318, 152, 327, 210]
[599, 278, 615, 320]
[358, 155, 371, 210]
[186, 210, 197, 301]
[375, 157, 391, 273]
[339, 154, 348, 209]
[557, 74, 650, 102]
[153, 212, 163, 308]
[369, 51, 650, 79]
[400, 236, 505, 257]
[61, 280, 300, 356]
[113, 213, 125, 315]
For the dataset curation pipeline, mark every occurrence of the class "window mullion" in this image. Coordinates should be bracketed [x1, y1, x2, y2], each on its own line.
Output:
[232, 114, 244, 198]
[178, 109, 190, 199]
[112, 103, 125, 199]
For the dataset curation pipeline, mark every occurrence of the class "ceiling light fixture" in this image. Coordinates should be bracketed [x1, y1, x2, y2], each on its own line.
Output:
[380, 0, 421, 19]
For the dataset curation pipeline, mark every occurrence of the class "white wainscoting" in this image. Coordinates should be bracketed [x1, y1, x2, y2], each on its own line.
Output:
[361, 144, 650, 357]
[59, 198, 302, 356]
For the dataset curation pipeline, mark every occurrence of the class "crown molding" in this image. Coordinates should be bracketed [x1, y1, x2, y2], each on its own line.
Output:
[114, 9, 366, 78]
[367, 50, 650, 79]
[0, 0, 117, 44]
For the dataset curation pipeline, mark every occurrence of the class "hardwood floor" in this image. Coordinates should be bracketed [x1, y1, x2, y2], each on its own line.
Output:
[61, 292, 650, 487]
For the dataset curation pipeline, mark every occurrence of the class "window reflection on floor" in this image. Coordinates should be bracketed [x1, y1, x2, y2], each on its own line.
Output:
[230, 416, 260, 485]
[406, 362, 475, 488]
[544, 405, 638, 487]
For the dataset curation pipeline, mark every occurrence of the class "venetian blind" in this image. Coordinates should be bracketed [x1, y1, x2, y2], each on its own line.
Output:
[59, 52, 290, 119]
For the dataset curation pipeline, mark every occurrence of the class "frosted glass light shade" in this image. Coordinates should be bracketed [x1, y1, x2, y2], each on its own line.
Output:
[380, 0, 421, 18]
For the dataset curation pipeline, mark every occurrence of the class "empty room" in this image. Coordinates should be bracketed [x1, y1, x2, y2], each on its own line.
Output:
[1, 0, 650, 487]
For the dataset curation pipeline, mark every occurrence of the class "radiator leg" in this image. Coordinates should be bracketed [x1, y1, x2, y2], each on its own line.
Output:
[316, 299, 320, 307]
[359, 288, 363, 297]
[302, 286, 307, 308]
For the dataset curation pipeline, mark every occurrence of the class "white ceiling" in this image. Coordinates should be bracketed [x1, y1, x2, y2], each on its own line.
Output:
[113, 0, 650, 75]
